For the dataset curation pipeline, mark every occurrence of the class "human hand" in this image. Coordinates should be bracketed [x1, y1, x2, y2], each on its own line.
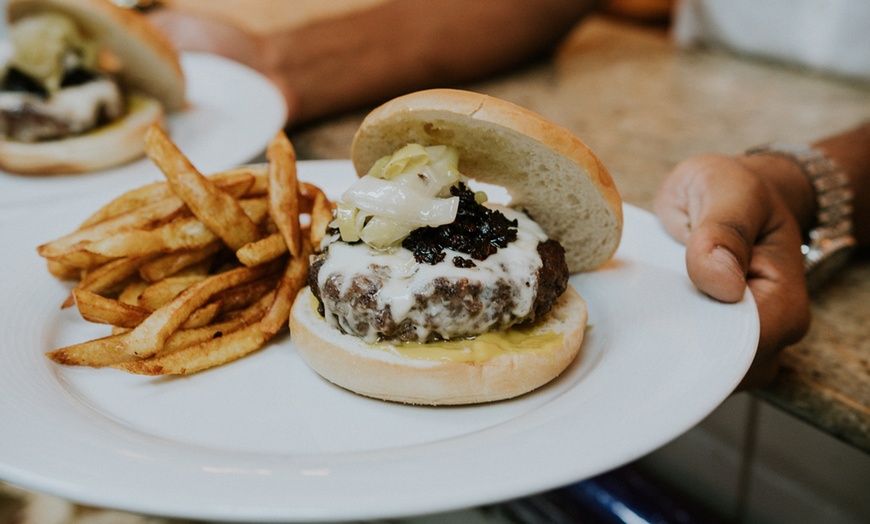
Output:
[654, 153, 811, 389]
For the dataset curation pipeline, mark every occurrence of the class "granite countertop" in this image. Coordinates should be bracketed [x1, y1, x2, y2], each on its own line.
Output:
[290, 16, 870, 453]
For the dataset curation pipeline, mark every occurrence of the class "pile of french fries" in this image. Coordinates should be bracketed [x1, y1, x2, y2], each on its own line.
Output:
[37, 125, 334, 375]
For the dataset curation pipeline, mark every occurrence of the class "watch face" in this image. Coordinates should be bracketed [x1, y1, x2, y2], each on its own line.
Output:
[805, 244, 855, 292]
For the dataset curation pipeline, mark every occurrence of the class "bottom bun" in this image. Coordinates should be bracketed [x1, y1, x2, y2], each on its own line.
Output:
[0, 93, 164, 175]
[289, 284, 588, 405]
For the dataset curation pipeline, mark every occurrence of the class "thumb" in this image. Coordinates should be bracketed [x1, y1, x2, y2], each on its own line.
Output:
[684, 221, 752, 303]
[655, 154, 771, 303]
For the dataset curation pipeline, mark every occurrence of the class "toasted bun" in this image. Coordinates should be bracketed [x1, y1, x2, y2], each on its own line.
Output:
[352, 88, 623, 273]
[289, 284, 588, 406]
[0, 94, 164, 174]
[7, 0, 186, 112]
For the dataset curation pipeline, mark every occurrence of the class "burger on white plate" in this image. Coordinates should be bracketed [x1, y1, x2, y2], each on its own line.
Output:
[290, 88, 623, 405]
[0, 0, 185, 175]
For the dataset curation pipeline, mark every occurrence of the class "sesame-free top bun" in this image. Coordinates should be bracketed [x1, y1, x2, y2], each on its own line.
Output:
[351, 88, 623, 273]
[289, 285, 588, 406]
[7, 0, 186, 112]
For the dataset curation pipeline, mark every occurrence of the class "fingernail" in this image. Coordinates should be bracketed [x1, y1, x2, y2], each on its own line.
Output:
[710, 246, 745, 282]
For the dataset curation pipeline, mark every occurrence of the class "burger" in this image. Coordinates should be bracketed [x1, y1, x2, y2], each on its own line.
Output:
[0, 0, 185, 174]
[289, 89, 623, 405]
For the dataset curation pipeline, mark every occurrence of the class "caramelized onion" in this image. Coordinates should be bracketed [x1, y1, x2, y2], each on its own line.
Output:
[334, 144, 473, 249]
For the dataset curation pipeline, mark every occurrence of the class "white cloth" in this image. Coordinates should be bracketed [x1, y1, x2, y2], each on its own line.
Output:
[673, 0, 870, 80]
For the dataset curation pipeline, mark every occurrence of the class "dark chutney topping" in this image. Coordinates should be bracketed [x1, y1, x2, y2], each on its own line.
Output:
[402, 182, 518, 267]
[60, 67, 99, 88]
[1, 67, 48, 97]
[1, 66, 99, 97]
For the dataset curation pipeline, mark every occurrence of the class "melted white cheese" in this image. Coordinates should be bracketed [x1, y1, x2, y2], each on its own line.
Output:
[317, 206, 548, 342]
[0, 77, 124, 136]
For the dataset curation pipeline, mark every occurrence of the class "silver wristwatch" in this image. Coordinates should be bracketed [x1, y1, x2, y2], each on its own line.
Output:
[744, 143, 856, 291]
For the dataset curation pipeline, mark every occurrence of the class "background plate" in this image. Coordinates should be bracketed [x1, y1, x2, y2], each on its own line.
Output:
[0, 161, 758, 522]
[0, 51, 287, 221]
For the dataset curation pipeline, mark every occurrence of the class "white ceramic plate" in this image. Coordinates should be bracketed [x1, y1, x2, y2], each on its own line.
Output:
[0, 51, 287, 220]
[0, 161, 758, 523]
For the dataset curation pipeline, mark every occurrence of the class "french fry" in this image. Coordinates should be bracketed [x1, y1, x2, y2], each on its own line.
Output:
[86, 198, 270, 260]
[182, 301, 221, 329]
[51, 291, 274, 370]
[60, 256, 150, 308]
[47, 259, 81, 280]
[238, 197, 271, 224]
[38, 195, 186, 260]
[137, 275, 208, 310]
[219, 165, 269, 197]
[78, 172, 262, 229]
[260, 239, 311, 336]
[50, 249, 116, 271]
[118, 279, 149, 305]
[78, 256, 149, 294]
[118, 323, 267, 375]
[139, 242, 222, 282]
[73, 289, 150, 327]
[121, 260, 281, 358]
[83, 217, 218, 258]
[145, 125, 261, 250]
[78, 181, 175, 229]
[266, 132, 301, 257]
[47, 332, 137, 367]
[236, 232, 286, 267]
[168, 258, 214, 278]
[156, 291, 275, 356]
[210, 275, 281, 314]
[209, 169, 261, 196]
[309, 188, 334, 247]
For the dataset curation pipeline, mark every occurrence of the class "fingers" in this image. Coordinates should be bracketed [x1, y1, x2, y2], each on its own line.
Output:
[737, 198, 810, 389]
[655, 153, 770, 303]
[654, 152, 812, 390]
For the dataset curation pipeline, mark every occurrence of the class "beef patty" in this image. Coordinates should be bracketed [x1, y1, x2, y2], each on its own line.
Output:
[309, 205, 569, 343]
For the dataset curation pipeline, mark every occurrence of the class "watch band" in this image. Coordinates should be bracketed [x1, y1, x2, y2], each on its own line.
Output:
[743, 143, 856, 283]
